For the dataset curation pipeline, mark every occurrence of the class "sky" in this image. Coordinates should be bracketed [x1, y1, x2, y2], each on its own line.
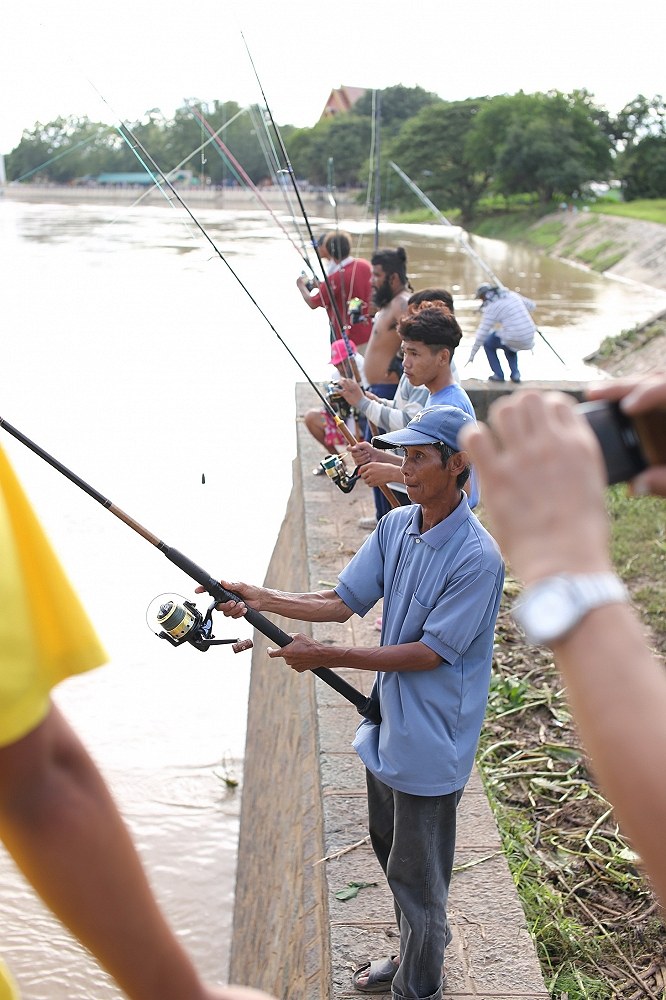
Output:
[1, 0, 665, 154]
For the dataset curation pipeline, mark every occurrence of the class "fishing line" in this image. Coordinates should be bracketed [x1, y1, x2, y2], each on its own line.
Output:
[0, 415, 381, 725]
[247, 103, 314, 270]
[124, 106, 249, 213]
[190, 103, 315, 273]
[390, 160, 568, 366]
[87, 79, 399, 505]
[239, 31, 351, 345]
[10, 127, 114, 184]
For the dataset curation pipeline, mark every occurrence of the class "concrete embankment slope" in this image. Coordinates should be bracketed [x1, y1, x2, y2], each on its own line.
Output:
[535, 210, 666, 294]
[229, 381, 576, 999]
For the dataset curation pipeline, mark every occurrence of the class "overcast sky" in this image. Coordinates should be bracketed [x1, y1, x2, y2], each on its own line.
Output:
[1, 0, 664, 154]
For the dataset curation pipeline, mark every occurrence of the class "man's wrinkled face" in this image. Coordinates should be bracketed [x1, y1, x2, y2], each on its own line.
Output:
[400, 444, 450, 505]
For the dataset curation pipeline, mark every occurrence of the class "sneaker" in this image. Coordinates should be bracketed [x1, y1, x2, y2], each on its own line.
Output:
[510, 374, 521, 383]
[358, 516, 377, 530]
[487, 375, 505, 382]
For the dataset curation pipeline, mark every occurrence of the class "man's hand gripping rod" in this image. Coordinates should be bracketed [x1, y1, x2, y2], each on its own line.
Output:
[0, 416, 381, 725]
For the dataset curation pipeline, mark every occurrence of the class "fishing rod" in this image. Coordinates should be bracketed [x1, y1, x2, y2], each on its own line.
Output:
[0, 416, 381, 724]
[373, 90, 382, 252]
[239, 33, 354, 349]
[390, 161, 567, 367]
[126, 105, 249, 214]
[111, 116, 399, 507]
[190, 104, 316, 276]
[390, 161, 501, 285]
[247, 103, 315, 269]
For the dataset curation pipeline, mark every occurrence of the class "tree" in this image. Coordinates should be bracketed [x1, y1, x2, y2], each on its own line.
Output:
[354, 85, 440, 132]
[612, 94, 666, 147]
[387, 99, 490, 225]
[286, 114, 372, 187]
[6, 117, 124, 183]
[467, 91, 612, 203]
[622, 134, 666, 199]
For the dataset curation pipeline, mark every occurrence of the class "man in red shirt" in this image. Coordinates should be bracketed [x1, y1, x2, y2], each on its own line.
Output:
[296, 231, 373, 353]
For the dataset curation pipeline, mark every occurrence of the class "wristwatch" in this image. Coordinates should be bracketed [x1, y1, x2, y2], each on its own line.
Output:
[512, 572, 629, 647]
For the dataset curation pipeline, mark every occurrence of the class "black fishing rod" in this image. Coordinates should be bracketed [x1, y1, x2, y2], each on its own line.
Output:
[0, 416, 381, 724]
[239, 32, 353, 349]
[247, 102, 316, 273]
[190, 104, 316, 276]
[113, 118, 399, 508]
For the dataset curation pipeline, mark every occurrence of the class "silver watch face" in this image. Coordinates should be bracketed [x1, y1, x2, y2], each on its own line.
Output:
[514, 573, 628, 646]
[516, 577, 578, 644]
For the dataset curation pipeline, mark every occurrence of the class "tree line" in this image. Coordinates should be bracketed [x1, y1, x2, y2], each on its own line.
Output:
[6, 87, 666, 224]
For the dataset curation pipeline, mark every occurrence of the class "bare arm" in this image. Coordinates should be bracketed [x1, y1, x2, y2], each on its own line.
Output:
[267, 634, 441, 674]
[199, 580, 354, 623]
[358, 462, 405, 488]
[0, 705, 276, 1000]
[296, 275, 319, 310]
[461, 386, 666, 903]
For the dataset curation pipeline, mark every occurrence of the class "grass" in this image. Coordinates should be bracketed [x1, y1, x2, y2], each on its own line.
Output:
[476, 484, 666, 998]
[589, 199, 666, 225]
[586, 319, 666, 364]
[575, 239, 627, 271]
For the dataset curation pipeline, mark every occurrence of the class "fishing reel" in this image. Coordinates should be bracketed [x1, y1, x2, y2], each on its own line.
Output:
[146, 594, 253, 654]
[326, 381, 353, 420]
[317, 453, 360, 494]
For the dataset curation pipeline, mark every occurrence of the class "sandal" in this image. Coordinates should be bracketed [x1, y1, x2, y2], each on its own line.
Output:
[352, 954, 399, 993]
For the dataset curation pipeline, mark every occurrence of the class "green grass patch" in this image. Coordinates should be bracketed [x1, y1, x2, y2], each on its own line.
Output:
[389, 207, 462, 226]
[575, 240, 620, 267]
[523, 219, 566, 249]
[589, 199, 666, 225]
[607, 485, 666, 653]
[475, 484, 666, 997]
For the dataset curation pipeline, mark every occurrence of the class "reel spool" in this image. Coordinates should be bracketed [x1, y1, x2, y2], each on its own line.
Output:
[319, 453, 359, 494]
[146, 594, 253, 653]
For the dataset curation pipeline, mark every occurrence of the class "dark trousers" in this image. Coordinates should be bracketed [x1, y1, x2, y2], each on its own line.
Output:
[366, 382, 398, 521]
[484, 331, 520, 380]
[366, 770, 463, 1000]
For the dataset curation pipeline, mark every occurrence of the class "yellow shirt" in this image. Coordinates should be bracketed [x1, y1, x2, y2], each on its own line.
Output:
[0, 442, 106, 746]
[0, 444, 107, 997]
[0, 959, 18, 1000]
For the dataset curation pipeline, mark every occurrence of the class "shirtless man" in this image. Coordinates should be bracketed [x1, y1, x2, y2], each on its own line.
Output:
[359, 248, 411, 524]
[363, 247, 411, 390]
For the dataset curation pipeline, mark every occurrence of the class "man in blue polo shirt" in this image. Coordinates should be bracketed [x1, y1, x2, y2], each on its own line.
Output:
[213, 406, 504, 1000]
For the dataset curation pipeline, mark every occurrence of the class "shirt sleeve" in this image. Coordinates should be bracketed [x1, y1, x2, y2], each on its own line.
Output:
[335, 529, 385, 617]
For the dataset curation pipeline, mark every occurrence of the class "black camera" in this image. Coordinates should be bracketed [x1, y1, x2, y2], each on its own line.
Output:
[578, 400, 663, 485]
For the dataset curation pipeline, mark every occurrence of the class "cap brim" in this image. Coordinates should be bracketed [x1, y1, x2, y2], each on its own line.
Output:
[373, 427, 440, 450]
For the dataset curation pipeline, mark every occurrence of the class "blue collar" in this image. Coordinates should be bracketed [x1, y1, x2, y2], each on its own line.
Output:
[406, 493, 470, 549]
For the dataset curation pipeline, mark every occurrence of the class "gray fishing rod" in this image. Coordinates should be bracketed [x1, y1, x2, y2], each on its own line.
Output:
[390, 161, 567, 366]
[111, 118, 400, 509]
[0, 415, 381, 724]
[240, 32, 353, 348]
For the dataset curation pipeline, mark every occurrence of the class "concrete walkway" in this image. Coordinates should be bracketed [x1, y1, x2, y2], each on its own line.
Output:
[296, 384, 549, 999]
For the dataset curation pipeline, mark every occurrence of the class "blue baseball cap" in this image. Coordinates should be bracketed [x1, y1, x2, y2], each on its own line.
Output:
[373, 405, 475, 452]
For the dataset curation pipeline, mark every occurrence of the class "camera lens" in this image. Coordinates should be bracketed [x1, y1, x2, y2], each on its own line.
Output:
[577, 400, 648, 485]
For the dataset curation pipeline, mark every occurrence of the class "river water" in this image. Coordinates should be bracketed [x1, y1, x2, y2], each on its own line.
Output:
[1, 198, 665, 998]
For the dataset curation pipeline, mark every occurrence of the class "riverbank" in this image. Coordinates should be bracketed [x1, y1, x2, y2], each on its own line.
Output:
[480, 206, 666, 371]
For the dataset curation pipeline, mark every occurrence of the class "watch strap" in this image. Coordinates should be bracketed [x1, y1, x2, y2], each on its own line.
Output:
[513, 572, 629, 646]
